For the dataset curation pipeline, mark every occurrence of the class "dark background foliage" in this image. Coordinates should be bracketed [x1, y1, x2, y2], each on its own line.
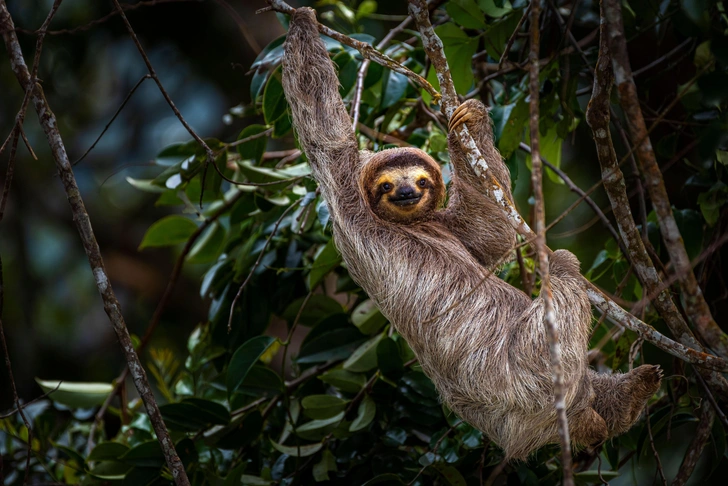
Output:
[1, 0, 728, 485]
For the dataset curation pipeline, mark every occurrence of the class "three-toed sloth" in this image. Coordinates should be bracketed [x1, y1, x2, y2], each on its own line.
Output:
[282, 7, 661, 460]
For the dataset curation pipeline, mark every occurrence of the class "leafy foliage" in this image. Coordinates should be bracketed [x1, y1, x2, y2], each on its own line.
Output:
[3, 0, 728, 485]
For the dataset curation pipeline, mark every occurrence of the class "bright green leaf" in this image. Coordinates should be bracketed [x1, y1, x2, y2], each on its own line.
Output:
[343, 334, 384, 372]
[227, 336, 277, 397]
[138, 215, 197, 249]
[35, 379, 113, 408]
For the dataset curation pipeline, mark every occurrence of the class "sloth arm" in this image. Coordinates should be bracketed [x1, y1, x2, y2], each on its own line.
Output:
[281, 8, 364, 224]
[442, 100, 518, 268]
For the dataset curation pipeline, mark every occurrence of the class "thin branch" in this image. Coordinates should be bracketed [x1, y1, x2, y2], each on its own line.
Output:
[0, 3, 190, 484]
[604, 0, 726, 358]
[110, 0, 216, 204]
[73, 74, 152, 166]
[497, 4, 530, 70]
[265, 0, 440, 102]
[518, 142, 623, 255]
[672, 399, 715, 486]
[227, 201, 299, 332]
[0, 258, 33, 484]
[527, 1, 573, 483]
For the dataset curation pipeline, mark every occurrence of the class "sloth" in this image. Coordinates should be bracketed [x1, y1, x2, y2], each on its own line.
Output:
[281, 7, 661, 460]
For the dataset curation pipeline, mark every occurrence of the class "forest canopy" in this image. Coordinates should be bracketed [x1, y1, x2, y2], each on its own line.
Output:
[1, 0, 728, 485]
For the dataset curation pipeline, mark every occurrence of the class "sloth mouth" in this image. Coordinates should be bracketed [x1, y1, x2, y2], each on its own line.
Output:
[389, 195, 422, 207]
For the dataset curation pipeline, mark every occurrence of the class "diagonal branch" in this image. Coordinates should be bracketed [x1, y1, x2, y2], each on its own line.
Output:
[0, 2, 191, 484]
[603, 0, 727, 358]
[526, 0, 573, 481]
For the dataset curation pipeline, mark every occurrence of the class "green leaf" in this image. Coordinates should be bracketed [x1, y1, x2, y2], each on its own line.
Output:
[308, 239, 341, 289]
[432, 464, 467, 486]
[312, 449, 337, 482]
[119, 441, 164, 468]
[138, 215, 198, 249]
[297, 411, 345, 439]
[319, 369, 367, 393]
[236, 124, 269, 164]
[447, 0, 487, 29]
[350, 396, 376, 431]
[356, 0, 377, 19]
[297, 328, 367, 364]
[478, 0, 512, 18]
[270, 439, 323, 457]
[35, 379, 113, 408]
[351, 300, 387, 335]
[241, 475, 273, 486]
[126, 177, 167, 194]
[491, 98, 528, 157]
[237, 365, 284, 397]
[281, 295, 343, 327]
[434, 24, 478, 94]
[343, 334, 384, 372]
[224, 462, 248, 486]
[88, 442, 130, 461]
[227, 336, 277, 397]
[301, 395, 348, 420]
[186, 221, 226, 264]
[381, 71, 409, 109]
[377, 337, 404, 379]
[263, 66, 287, 124]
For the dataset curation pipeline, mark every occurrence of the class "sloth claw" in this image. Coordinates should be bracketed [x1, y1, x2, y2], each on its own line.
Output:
[449, 104, 473, 132]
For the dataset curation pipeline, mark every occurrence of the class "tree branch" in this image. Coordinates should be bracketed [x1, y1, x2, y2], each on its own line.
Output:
[603, 0, 727, 358]
[265, 0, 440, 102]
[587, 0, 728, 402]
[0, 2, 190, 484]
[527, 0, 573, 481]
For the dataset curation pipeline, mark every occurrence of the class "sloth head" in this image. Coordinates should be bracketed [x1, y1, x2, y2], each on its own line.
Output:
[360, 148, 445, 224]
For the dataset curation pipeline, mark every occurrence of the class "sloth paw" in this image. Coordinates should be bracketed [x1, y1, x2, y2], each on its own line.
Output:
[448, 99, 486, 132]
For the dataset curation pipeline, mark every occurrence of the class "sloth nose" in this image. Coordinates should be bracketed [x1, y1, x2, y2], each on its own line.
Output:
[396, 185, 417, 198]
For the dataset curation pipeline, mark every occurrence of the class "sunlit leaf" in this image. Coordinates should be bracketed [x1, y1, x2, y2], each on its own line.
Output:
[138, 215, 197, 249]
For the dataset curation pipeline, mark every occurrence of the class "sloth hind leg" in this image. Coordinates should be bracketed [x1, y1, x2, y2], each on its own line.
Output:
[589, 365, 663, 437]
[569, 407, 609, 448]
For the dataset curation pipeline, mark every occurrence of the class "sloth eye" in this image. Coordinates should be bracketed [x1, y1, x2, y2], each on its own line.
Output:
[418, 178, 427, 187]
[381, 182, 392, 192]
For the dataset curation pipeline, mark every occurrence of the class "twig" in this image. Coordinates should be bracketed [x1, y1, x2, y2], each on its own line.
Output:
[497, 4, 530, 70]
[604, 0, 726, 358]
[74, 74, 152, 166]
[227, 201, 299, 332]
[265, 0, 440, 102]
[89, 189, 249, 453]
[403, 0, 728, 375]
[526, 1, 573, 483]
[672, 399, 715, 486]
[643, 406, 668, 486]
[0, 3, 191, 484]
[693, 370, 728, 429]
[0, 258, 33, 484]
[518, 143, 623, 255]
[110, 0, 216, 206]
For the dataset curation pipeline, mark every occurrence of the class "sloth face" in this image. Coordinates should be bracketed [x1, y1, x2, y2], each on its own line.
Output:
[361, 148, 445, 224]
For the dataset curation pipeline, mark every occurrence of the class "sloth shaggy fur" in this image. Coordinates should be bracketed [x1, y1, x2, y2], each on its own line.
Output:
[282, 7, 661, 461]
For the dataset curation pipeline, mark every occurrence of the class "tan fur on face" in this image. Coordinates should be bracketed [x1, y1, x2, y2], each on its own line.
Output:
[282, 9, 661, 462]
[360, 149, 445, 224]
